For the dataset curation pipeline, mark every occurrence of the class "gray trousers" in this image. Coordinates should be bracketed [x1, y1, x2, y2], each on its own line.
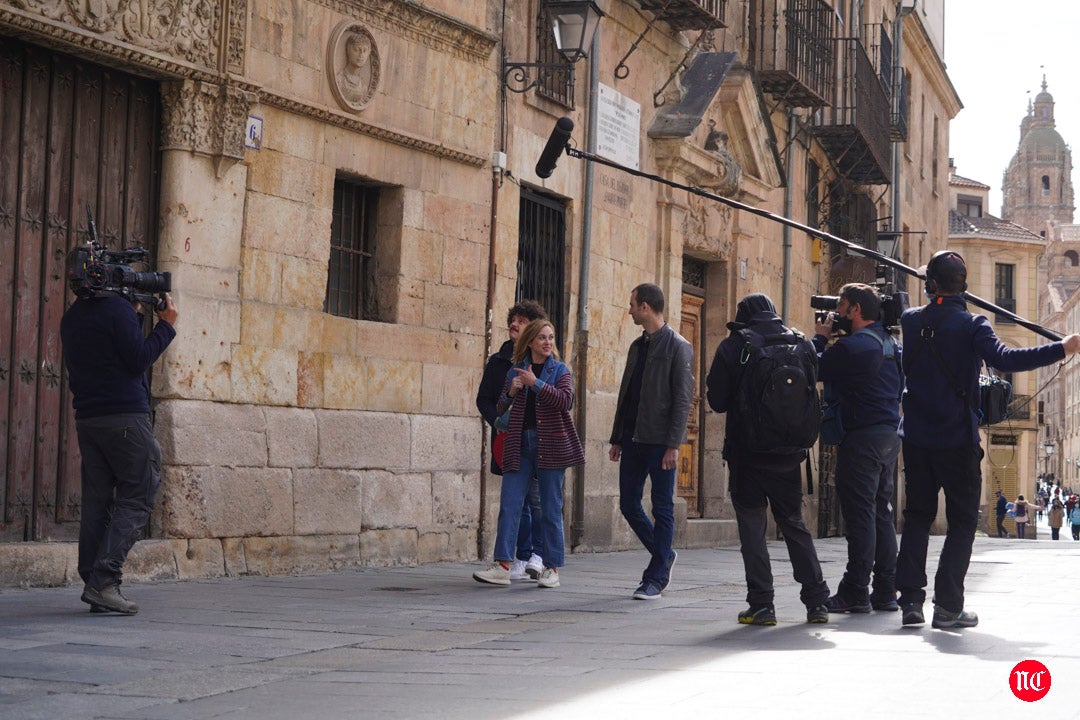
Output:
[730, 458, 829, 608]
[76, 413, 162, 590]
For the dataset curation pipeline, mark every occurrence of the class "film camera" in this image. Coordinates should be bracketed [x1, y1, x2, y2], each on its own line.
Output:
[810, 288, 909, 334]
[66, 205, 171, 311]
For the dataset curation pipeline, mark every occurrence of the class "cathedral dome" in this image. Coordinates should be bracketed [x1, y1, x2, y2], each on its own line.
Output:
[1020, 125, 1068, 153]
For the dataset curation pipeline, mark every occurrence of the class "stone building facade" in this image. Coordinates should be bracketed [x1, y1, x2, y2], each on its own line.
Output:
[0, 0, 958, 587]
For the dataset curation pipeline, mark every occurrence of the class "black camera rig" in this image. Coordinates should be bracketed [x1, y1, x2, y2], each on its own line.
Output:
[66, 205, 171, 311]
[810, 288, 910, 333]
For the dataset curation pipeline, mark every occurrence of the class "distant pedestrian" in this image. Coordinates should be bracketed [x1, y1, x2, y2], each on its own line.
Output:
[1071, 504, 1080, 541]
[1048, 498, 1064, 540]
[1013, 495, 1030, 540]
[994, 490, 1009, 538]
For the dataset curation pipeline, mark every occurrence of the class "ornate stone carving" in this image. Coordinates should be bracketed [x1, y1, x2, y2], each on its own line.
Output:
[226, 0, 246, 75]
[6, 0, 223, 70]
[327, 21, 380, 113]
[313, 0, 496, 64]
[160, 79, 258, 177]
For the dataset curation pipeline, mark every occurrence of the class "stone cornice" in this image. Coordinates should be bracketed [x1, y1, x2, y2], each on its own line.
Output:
[315, 0, 497, 64]
[248, 83, 487, 167]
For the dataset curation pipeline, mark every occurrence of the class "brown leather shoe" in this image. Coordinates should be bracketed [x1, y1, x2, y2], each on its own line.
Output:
[82, 584, 138, 615]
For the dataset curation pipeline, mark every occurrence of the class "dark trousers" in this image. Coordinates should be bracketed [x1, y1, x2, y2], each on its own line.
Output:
[1051, 527, 1060, 540]
[895, 442, 982, 614]
[834, 426, 900, 600]
[730, 458, 829, 608]
[76, 414, 162, 590]
[618, 437, 676, 586]
[996, 513, 1007, 538]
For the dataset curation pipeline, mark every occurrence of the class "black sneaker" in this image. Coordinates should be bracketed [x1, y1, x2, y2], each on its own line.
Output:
[738, 605, 777, 626]
[825, 593, 872, 614]
[806, 604, 830, 624]
[870, 592, 900, 612]
[632, 581, 662, 600]
[931, 607, 979, 629]
[901, 602, 924, 626]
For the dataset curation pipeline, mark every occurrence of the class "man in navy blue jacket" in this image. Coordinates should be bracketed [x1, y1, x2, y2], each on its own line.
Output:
[814, 283, 903, 614]
[895, 251, 1080, 629]
[61, 289, 177, 614]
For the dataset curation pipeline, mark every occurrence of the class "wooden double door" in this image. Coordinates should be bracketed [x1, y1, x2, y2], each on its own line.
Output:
[0, 35, 160, 541]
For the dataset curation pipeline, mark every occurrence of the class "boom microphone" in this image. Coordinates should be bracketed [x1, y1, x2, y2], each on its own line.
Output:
[535, 116, 574, 178]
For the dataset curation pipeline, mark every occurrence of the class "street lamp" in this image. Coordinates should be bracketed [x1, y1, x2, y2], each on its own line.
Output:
[502, 0, 604, 93]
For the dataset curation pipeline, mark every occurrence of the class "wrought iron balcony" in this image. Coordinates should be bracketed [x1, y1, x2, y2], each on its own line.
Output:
[749, 0, 835, 107]
[638, 0, 727, 30]
[811, 37, 892, 185]
[890, 69, 909, 141]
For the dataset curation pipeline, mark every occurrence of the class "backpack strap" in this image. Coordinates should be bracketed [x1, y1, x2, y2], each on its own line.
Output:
[914, 310, 982, 420]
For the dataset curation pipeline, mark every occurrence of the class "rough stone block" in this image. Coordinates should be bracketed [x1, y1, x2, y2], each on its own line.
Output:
[124, 540, 180, 582]
[417, 531, 449, 563]
[241, 246, 282, 304]
[156, 466, 294, 538]
[265, 406, 318, 468]
[362, 470, 433, 529]
[360, 528, 418, 566]
[174, 538, 227, 579]
[157, 402, 269, 468]
[294, 468, 363, 534]
[241, 535, 361, 575]
[0, 543, 77, 588]
[410, 415, 480, 472]
[316, 409, 411, 469]
[421, 363, 478, 417]
[423, 283, 484, 335]
[222, 537, 247, 576]
[231, 345, 298, 407]
[432, 471, 480, 526]
[279, 257, 328, 310]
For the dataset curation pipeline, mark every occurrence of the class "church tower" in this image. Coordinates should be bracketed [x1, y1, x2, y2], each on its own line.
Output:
[1001, 77, 1075, 236]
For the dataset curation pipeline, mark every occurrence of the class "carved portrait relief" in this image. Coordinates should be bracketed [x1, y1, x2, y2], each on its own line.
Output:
[328, 21, 380, 113]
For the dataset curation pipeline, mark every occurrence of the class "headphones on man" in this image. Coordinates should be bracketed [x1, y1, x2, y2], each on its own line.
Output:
[925, 250, 968, 295]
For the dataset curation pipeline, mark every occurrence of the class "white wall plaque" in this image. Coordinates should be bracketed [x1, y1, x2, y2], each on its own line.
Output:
[597, 83, 641, 171]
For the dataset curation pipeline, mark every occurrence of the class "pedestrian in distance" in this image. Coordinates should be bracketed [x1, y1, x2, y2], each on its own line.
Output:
[1013, 494, 1031, 540]
[609, 283, 694, 600]
[894, 251, 1080, 630]
[1070, 503, 1080, 541]
[475, 300, 548, 581]
[1048, 498, 1065, 540]
[61, 280, 178, 615]
[473, 319, 584, 589]
[994, 490, 1010, 538]
[706, 293, 831, 626]
[813, 283, 904, 614]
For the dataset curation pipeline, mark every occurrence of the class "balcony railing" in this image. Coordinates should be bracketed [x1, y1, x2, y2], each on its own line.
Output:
[638, 0, 727, 30]
[811, 37, 891, 185]
[749, 0, 835, 107]
[890, 70, 909, 141]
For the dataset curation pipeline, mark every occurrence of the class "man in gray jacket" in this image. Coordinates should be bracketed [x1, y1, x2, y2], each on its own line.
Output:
[609, 283, 694, 600]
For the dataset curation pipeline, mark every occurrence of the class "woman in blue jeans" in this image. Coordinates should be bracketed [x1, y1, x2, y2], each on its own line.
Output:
[473, 319, 585, 588]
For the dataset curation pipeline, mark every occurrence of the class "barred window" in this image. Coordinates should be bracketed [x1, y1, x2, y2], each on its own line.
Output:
[326, 179, 379, 320]
[536, 8, 574, 108]
[517, 189, 567, 351]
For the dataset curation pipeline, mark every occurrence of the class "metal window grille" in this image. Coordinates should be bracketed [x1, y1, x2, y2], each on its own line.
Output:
[326, 180, 379, 320]
[536, 8, 574, 108]
[517, 189, 566, 350]
[995, 263, 1016, 325]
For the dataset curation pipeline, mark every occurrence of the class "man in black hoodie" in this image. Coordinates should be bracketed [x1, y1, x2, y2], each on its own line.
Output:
[476, 300, 547, 580]
[706, 293, 830, 625]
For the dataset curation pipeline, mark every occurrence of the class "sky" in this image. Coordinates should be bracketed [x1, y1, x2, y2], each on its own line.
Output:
[943, 0, 1080, 218]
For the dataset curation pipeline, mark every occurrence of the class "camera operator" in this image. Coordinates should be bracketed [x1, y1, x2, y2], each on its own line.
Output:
[895, 250, 1080, 629]
[60, 287, 178, 614]
[813, 283, 903, 615]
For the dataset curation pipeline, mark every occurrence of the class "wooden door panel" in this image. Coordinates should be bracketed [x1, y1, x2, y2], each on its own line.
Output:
[678, 294, 703, 517]
[0, 34, 160, 541]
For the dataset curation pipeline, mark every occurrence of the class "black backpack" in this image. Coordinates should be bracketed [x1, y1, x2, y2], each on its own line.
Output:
[734, 328, 821, 454]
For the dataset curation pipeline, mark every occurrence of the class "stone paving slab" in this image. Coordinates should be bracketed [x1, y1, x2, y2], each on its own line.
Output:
[1, 535, 1078, 719]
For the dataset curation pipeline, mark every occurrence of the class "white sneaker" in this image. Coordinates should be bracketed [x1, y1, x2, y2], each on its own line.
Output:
[537, 567, 560, 588]
[525, 553, 544, 580]
[509, 559, 528, 580]
[472, 562, 511, 586]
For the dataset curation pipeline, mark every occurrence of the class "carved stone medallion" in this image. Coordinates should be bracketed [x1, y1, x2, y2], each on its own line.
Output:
[328, 21, 381, 113]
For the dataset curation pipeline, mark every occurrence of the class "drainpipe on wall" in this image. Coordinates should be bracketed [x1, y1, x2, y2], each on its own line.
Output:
[781, 109, 796, 321]
[572, 33, 599, 549]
